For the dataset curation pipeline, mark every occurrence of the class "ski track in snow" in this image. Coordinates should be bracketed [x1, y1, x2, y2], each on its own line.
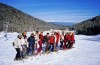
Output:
[0, 32, 100, 65]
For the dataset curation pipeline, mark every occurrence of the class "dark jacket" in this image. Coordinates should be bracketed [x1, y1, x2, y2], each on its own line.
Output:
[44, 35, 50, 42]
[27, 36, 35, 45]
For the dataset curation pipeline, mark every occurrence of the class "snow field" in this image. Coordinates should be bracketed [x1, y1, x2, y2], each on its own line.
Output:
[0, 32, 100, 65]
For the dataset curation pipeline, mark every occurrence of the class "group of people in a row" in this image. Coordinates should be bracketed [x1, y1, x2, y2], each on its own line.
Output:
[13, 31, 75, 61]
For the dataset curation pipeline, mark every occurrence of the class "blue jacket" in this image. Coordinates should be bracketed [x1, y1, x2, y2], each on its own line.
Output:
[28, 36, 35, 45]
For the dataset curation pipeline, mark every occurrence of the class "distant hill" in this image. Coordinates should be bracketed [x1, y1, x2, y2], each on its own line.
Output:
[0, 3, 68, 32]
[71, 15, 100, 35]
[48, 22, 76, 26]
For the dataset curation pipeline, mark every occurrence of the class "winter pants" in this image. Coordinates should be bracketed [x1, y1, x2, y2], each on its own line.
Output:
[63, 41, 67, 49]
[66, 41, 71, 49]
[56, 42, 58, 47]
[49, 43, 54, 52]
[45, 42, 50, 52]
[37, 41, 42, 53]
[28, 44, 34, 55]
[22, 45, 27, 58]
[15, 48, 21, 60]
[70, 42, 74, 48]
[60, 41, 64, 49]
[54, 42, 57, 51]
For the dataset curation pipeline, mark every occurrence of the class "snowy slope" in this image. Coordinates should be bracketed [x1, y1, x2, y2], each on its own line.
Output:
[0, 32, 100, 65]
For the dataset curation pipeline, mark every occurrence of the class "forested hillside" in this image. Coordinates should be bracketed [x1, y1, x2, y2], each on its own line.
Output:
[71, 15, 100, 35]
[0, 3, 67, 32]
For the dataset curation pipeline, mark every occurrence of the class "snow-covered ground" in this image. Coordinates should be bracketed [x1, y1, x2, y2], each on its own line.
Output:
[0, 32, 100, 65]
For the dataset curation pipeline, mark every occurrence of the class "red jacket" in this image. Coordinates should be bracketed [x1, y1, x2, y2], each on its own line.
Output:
[66, 35, 71, 41]
[39, 34, 44, 41]
[71, 35, 75, 42]
[56, 33, 60, 44]
[49, 36, 55, 44]
[64, 35, 71, 42]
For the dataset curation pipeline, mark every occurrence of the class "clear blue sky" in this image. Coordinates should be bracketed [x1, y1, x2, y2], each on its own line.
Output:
[0, 0, 100, 22]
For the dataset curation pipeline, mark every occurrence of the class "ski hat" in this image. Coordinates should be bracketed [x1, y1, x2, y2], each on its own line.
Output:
[31, 33, 34, 35]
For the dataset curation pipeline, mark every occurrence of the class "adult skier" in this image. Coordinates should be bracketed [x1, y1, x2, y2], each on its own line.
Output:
[44, 33, 50, 53]
[66, 32, 71, 49]
[34, 31, 39, 55]
[55, 32, 60, 47]
[63, 33, 68, 50]
[13, 34, 22, 60]
[38, 32, 44, 53]
[60, 32, 64, 50]
[27, 33, 35, 56]
[21, 31, 28, 58]
[70, 32, 75, 48]
[49, 34, 55, 52]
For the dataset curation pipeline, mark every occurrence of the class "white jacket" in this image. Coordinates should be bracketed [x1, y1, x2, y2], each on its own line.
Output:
[13, 38, 22, 51]
[35, 34, 39, 48]
[35, 34, 39, 43]
[60, 34, 64, 41]
[21, 37, 28, 47]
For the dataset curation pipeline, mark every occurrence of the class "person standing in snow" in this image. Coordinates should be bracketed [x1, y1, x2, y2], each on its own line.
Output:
[13, 34, 22, 60]
[60, 32, 64, 50]
[38, 32, 44, 53]
[54, 32, 57, 51]
[49, 34, 55, 52]
[70, 32, 75, 48]
[44, 33, 50, 52]
[27, 33, 35, 56]
[55, 32, 60, 47]
[63, 33, 69, 50]
[21, 31, 28, 58]
[66, 32, 71, 49]
[34, 31, 39, 55]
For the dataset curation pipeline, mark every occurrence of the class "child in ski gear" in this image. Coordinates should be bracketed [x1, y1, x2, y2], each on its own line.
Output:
[66, 32, 71, 49]
[38, 32, 44, 53]
[21, 31, 28, 58]
[54, 32, 57, 51]
[55, 32, 60, 47]
[44, 33, 50, 52]
[70, 32, 75, 48]
[27, 33, 35, 56]
[49, 34, 55, 52]
[39, 32, 44, 43]
[60, 32, 64, 50]
[13, 34, 22, 60]
[63, 33, 66, 50]
[34, 31, 39, 54]
[63, 33, 68, 50]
